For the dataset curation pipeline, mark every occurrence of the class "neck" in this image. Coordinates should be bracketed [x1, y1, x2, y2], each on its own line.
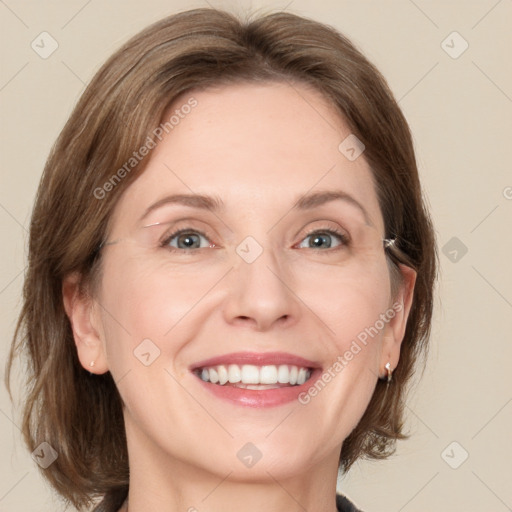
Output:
[122, 476, 339, 512]
[121, 422, 341, 512]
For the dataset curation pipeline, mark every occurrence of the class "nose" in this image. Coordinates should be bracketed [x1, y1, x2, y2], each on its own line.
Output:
[222, 242, 301, 332]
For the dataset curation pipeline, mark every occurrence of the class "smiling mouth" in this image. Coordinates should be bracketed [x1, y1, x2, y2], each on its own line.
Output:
[193, 364, 313, 389]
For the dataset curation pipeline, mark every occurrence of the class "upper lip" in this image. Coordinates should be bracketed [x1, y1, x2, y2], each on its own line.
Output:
[190, 351, 321, 371]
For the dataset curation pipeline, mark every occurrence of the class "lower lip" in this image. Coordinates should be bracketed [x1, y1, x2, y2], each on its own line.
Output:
[192, 368, 322, 408]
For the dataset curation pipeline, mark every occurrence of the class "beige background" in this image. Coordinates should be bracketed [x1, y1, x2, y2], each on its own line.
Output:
[1, 0, 511, 511]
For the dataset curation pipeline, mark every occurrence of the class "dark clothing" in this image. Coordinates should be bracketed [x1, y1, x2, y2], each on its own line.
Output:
[337, 493, 363, 512]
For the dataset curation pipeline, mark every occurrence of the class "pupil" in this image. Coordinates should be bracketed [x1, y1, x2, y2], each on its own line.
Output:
[311, 234, 330, 248]
[179, 234, 199, 248]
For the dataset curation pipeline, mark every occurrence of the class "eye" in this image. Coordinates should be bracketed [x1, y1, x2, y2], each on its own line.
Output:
[296, 228, 349, 250]
[161, 228, 215, 251]
[159, 226, 349, 252]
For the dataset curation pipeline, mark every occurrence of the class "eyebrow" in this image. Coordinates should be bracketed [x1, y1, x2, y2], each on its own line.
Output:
[140, 193, 223, 221]
[293, 190, 373, 226]
[139, 190, 373, 226]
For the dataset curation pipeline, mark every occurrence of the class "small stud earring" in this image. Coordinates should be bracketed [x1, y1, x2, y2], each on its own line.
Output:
[89, 361, 95, 368]
[385, 362, 392, 383]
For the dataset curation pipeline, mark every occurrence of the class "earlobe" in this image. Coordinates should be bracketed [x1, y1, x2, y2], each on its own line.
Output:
[62, 273, 109, 374]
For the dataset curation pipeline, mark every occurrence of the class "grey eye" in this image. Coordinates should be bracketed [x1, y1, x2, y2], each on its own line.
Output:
[297, 230, 347, 249]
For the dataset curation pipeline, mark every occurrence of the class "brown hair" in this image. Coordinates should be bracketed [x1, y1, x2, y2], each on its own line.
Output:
[5, 7, 438, 511]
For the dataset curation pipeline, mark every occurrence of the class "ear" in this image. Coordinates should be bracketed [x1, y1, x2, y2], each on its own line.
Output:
[62, 272, 109, 374]
[379, 263, 417, 378]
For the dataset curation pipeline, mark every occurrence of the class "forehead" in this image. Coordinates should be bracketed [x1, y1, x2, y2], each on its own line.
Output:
[110, 81, 384, 233]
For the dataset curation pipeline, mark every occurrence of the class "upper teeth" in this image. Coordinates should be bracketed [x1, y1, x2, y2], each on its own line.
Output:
[197, 364, 311, 386]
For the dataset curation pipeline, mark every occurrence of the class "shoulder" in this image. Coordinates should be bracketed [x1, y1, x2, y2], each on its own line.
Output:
[336, 493, 365, 512]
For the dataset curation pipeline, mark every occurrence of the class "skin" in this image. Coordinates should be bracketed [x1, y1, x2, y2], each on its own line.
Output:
[63, 81, 416, 512]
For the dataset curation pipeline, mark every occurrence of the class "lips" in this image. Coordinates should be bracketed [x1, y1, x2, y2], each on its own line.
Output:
[189, 351, 322, 408]
[190, 351, 321, 371]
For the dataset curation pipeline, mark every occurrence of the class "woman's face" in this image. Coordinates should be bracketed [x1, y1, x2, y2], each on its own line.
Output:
[77, 81, 414, 481]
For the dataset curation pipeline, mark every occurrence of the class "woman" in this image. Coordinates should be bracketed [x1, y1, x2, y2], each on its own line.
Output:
[6, 7, 437, 512]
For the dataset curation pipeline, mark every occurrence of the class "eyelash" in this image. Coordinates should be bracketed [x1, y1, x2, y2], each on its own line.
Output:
[159, 226, 350, 253]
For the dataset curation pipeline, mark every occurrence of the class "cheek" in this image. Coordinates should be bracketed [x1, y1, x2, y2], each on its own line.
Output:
[296, 258, 392, 351]
[290, 261, 390, 432]
[96, 255, 202, 423]
[97, 253, 225, 373]
[97, 256, 173, 371]
[101, 252, 203, 324]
